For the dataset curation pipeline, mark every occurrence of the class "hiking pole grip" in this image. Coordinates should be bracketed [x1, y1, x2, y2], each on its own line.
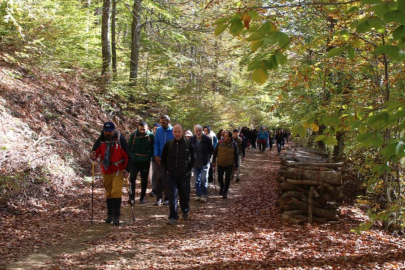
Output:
[91, 161, 94, 225]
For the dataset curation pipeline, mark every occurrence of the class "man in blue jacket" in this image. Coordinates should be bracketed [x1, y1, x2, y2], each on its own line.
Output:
[257, 126, 269, 152]
[191, 125, 214, 203]
[154, 115, 174, 206]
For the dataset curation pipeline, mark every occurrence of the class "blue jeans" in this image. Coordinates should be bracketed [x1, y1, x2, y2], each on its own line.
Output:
[277, 142, 282, 153]
[168, 174, 191, 220]
[194, 164, 210, 196]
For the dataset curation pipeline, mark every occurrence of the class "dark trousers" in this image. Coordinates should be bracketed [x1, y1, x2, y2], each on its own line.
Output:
[217, 164, 234, 195]
[277, 142, 282, 153]
[156, 163, 169, 201]
[208, 162, 214, 183]
[258, 139, 266, 152]
[252, 138, 257, 148]
[168, 174, 191, 219]
[129, 163, 150, 200]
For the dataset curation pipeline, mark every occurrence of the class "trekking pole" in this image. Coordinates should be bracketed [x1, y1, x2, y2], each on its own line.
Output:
[91, 161, 94, 225]
[127, 180, 135, 221]
[213, 165, 217, 192]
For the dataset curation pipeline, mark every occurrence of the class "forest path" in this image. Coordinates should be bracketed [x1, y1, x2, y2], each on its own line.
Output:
[6, 142, 405, 269]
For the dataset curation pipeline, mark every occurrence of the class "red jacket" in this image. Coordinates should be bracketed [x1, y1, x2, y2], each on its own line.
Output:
[93, 132, 131, 174]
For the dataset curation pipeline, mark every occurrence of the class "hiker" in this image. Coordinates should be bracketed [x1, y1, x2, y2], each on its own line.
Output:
[161, 124, 196, 225]
[257, 127, 269, 152]
[217, 129, 225, 141]
[231, 129, 243, 183]
[252, 128, 258, 149]
[284, 130, 290, 144]
[128, 121, 154, 205]
[185, 130, 193, 140]
[241, 127, 250, 150]
[212, 131, 239, 199]
[269, 130, 274, 151]
[239, 130, 247, 159]
[154, 115, 174, 206]
[191, 125, 214, 202]
[149, 123, 160, 197]
[275, 129, 284, 154]
[203, 125, 218, 184]
[90, 121, 131, 225]
[281, 129, 285, 147]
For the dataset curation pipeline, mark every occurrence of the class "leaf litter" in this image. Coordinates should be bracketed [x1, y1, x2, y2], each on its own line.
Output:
[3, 143, 405, 269]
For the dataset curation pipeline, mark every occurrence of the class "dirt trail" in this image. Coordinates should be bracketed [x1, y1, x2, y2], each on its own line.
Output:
[6, 143, 405, 269]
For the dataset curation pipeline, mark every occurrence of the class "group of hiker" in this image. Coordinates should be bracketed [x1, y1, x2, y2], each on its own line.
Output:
[240, 126, 290, 154]
[90, 116, 288, 226]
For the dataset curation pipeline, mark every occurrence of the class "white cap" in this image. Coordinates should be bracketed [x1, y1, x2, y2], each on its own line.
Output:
[185, 130, 193, 137]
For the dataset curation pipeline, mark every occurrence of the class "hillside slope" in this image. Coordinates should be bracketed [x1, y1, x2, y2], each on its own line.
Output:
[0, 60, 143, 209]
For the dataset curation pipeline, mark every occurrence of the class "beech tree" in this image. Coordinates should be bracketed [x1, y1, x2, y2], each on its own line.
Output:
[101, 0, 111, 76]
[129, 0, 142, 84]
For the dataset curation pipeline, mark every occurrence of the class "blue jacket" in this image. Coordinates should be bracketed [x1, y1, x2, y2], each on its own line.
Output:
[258, 130, 269, 140]
[154, 125, 174, 158]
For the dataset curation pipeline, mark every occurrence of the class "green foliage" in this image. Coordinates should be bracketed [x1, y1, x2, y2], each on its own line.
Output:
[327, 47, 347, 58]
[373, 45, 405, 61]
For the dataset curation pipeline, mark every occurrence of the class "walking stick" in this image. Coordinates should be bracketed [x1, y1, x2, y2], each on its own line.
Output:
[213, 165, 217, 192]
[127, 180, 135, 221]
[91, 161, 94, 225]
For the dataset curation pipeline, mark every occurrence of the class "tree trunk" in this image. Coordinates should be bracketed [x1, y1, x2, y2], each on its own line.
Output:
[111, 0, 117, 80]
[284, 167, 342, 185]
[212, 40, 219, 92]
[101, 0, 111, 77]
[129, 0, 142, 84]
[308, 187, 314, 223]
[282, 198, 338, 219]
[382, 34, 392, 230]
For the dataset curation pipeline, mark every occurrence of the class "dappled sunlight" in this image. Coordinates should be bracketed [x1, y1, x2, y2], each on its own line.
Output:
[5, 143, 405, 269]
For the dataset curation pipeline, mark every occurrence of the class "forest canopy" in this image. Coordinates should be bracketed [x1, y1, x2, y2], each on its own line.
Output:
[2, 0, 405, 230]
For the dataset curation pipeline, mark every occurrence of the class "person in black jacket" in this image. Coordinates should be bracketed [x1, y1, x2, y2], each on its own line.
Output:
[275, 129, 284, 154]
[161, 124, 196, 225]
[191, 125, 214, 203]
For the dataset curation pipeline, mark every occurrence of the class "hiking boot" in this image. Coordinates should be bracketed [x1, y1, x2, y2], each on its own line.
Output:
[155, 198, 162, 206]
[200, 195, 206, 203]
[139, 198, 145, 204]
[105, 198, 113, 223]
[113, 216, 120, 226]
[182, 212, 189, 221]
[128, 199, 135, 206]
[167, 218, 177, 225]
[112, 198, 121, 226]
[163, 200, 169, 205]
[236, 178, 240, 183]
[105, 215, 113, 223]
[149, 190, 156, 197]
[222, 193, 227, 199]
